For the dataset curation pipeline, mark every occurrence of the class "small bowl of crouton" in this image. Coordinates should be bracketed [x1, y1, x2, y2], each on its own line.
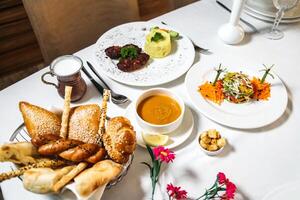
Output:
[198, 129, 226, 156]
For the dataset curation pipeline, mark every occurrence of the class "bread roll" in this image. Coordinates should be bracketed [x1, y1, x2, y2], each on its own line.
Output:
[68, 104, 101, 144]
[74, 160, 123, 197]
[38, 138, 83, 155]
[103, 117, 136, 164]
[85, 148, 106, 164]
[59, 143, 100, 162]
[31, 134, 61, 147]
[23, 166, 75, 194]
[0, 142, 38, 165]
[19, 102, 61, 138]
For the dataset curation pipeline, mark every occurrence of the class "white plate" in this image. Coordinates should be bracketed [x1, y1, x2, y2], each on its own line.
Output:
[244, 2, 300, 20]
[94, 21, 195, 86]
[262, 181, 300, 200]
[185, 63, 288, 129]
[124, 104, 194, 149]
[244, 6, 300, 23]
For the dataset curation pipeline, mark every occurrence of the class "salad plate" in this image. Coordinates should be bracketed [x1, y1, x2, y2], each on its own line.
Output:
[185, 63, 288, 129]
[94, 21, 195, 86]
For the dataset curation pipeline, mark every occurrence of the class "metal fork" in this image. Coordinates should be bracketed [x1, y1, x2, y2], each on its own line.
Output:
[86, 61, 129, 105]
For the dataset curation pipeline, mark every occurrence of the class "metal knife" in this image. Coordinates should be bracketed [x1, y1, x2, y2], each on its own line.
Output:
[86, 61, 110, 89]
[216, 0, 258, 33]
[0, 186, 3, 200]
[81, 67, 104, 94]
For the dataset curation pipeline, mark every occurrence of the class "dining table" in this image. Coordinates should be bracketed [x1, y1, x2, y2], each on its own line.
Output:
[1, 0, 300, 199]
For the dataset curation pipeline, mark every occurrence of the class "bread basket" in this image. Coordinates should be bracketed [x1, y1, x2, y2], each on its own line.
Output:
[9, 123, 133, 189]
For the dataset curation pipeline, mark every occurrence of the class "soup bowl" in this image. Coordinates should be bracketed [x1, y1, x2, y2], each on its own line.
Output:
[135, 88, 185, 134]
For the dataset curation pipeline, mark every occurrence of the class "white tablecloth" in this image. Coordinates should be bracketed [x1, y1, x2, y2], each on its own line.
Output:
[1, 0, 300, 199]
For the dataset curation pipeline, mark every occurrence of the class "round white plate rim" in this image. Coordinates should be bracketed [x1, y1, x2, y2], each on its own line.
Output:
[94, 21, 195, 86]
[244, 6, 300, 23]
[185, 63, 288, 129]
[244, 4, 300, 19]
[262, 180, 300, 200]
[124, 103, 194, 149]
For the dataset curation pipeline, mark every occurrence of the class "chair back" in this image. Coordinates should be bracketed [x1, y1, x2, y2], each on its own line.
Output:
[23, 0, 140, 64]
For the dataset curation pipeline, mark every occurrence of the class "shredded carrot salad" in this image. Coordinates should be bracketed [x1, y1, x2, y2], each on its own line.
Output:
[198, 80, 224, 105]
[251, 77, 271, 100]
[198, 65, 273, 105]
[198, 77, 271, 105]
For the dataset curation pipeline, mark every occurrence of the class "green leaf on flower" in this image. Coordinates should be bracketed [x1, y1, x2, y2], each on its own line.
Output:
[146, 144, 155, 162]
[153, 160, 158, 176]
[141, 162, 152, 171]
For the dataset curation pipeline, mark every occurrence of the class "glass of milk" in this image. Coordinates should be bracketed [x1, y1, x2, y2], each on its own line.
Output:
[41, 55, 87, 101]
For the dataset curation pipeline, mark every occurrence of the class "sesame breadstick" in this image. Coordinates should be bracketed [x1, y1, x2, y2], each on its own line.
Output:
[98, 89, 110, 139]
[0, 159, 67, 182]
[60, 86, 72, 138]
[53, 162, 88, 192]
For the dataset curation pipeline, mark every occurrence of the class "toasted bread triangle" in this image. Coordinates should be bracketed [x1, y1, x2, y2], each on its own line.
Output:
[19, 101, 61, 138]
[68, 104, 101, 144]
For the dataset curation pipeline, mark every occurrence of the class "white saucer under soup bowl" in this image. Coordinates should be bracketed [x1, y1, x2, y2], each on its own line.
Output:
[134, 88, 185, 134]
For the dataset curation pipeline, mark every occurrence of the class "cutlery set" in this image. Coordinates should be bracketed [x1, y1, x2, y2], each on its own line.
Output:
[82, 62, 129, 105]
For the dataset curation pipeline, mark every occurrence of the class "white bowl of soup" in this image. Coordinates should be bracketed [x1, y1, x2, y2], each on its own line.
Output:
[135, 88, 185, 134]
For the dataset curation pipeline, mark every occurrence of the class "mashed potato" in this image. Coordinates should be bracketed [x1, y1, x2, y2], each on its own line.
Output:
[144, 29, 171, 58]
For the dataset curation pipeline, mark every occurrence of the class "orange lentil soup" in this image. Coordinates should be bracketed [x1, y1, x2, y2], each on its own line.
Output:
[137, 95, 181, 125]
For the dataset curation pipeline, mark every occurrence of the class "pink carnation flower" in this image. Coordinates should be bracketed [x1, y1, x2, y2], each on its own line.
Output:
[225, 181, 236, 199]
[167, 183, 188, 200]
[153, 146, 175, 163]
[217, 172, 228, 184]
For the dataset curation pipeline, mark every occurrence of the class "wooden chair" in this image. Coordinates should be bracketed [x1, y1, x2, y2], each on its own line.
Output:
[138, 0, 197, 20]
[22, 0, 140, 64]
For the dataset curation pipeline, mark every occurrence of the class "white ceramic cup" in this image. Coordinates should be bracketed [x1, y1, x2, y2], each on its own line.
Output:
[135, 88, 185, 134]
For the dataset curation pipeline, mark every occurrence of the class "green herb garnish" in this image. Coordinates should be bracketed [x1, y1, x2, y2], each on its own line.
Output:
[120, 47, 138, 59]
[169, 30, 179, 39]
[151, 32, 164, 42]
[150, 26, 180, 40]
[150, 26, 159, 31]
[260, 64, 274, 83]
[213, 64, 227, 86]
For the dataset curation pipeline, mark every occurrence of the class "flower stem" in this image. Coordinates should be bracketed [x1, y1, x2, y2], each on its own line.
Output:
[151, 178, 156, 200]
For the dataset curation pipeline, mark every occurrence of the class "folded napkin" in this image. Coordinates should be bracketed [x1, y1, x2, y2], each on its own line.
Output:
[60, 182, 106, 200]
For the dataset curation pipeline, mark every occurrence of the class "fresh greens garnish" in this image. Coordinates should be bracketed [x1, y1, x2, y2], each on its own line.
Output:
[213, 64, 227, 86]
[150, 26, 159, 31]
[260, 64, 274, 83]
[151, 32, 164, 42]
[169, 30, 179, 39]
[120, 47, 138, 59]
[150, 26, 180, 40]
